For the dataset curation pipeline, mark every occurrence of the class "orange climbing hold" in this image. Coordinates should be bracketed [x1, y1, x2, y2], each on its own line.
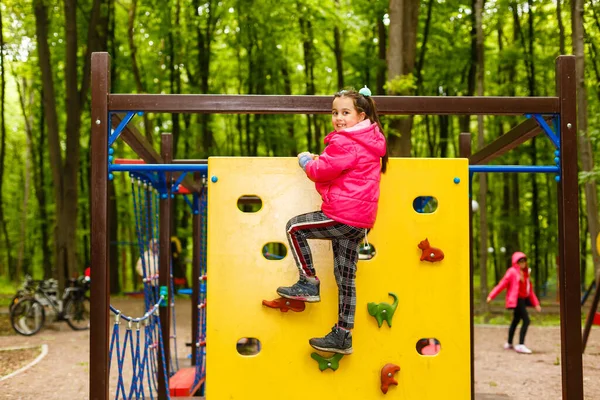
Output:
[380, 363, 400, 394]
[262, 297, 306, 313]
[418, 238, 444, 262]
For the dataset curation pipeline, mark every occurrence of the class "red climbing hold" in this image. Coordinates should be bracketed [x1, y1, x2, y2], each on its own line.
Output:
[418, 238, 444, 262]
[380, 363, 400, 394]
[262, 297, 306, 312]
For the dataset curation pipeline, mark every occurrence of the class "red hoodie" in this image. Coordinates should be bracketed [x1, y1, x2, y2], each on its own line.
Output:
[488, 251, 540, 309]
[304, 120, 387, 228]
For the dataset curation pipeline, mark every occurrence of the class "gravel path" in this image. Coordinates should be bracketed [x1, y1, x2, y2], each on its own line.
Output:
[1, 298, 600, 399]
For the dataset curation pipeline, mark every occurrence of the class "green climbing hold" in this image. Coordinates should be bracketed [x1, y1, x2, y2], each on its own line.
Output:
[311, 352, 344, 371]
[367, 292, 398, 328]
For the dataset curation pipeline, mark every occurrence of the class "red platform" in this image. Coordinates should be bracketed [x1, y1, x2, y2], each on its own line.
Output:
[169, 367, 204, 397]
[593, 312, 600, 326]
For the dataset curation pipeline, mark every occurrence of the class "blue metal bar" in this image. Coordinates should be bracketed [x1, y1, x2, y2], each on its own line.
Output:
[109, 164, 208, 173]
[172, 172, 188, 192]
[532, 114, 560, 149]
[182, 194, 195, 213]
[108, 111, 137, 146]
[469, 165, 559, 173]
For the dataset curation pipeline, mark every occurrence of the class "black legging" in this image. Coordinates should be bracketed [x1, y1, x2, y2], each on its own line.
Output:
[508, 298, 530, 345]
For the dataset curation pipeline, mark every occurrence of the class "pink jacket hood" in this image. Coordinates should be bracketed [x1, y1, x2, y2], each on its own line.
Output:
[488, 251, 540, 308]
[304, 120, 386, 228]
[512, 251, 527, 265]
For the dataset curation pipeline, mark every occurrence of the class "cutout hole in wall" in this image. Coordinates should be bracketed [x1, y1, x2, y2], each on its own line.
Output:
[236, 337, 261, 356]
[416, 338, 441, 356]
[358, 243, 377, 260]
[262, 242, 287, 260]
[413, 196, 438, 213]
[237, 195, 262, 213]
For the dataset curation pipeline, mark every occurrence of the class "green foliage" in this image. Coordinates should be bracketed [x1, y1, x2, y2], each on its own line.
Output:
[0, 0, 598, 298]
[384, 74, 416, 95]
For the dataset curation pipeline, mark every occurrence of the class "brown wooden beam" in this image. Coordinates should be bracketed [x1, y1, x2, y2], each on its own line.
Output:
[111, 115, 201, 192]
[111, 114, 162, 163]
[109, 93, 559, 115]
[172, 159, 208, 164]
[556, 55, 583, 400]
[582, 273, 600, 352]
[158, 134, 173, 399]
[470, 118, 543, 165]
[459, 132, 474, 400]
[90, 52, 110, 400]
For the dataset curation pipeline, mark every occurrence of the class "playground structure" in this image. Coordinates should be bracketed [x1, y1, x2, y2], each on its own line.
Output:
[90, 52, 583, 399]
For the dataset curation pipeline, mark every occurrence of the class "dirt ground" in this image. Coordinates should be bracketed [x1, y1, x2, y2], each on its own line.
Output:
[1, 298, 600, 399]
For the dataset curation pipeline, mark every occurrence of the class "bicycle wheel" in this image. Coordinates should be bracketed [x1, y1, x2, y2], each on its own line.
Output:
[9, 290, 27, 312]
[10, 298, 45, 336]
[64, 296, 90, 330]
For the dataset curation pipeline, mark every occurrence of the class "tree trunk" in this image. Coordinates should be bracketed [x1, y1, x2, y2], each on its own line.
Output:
[35, 0, 67, 287]
[128, 0, 153, 142]
[475, 0, 488, 311]
[557, 0, 565, 55]
[0, 4, 13, 278]
[14, 76, 37, 279]
[415, 0, 434, 94]
[333, 0, 344, 89]
[38, 92, 52, 279]
[525, 0, 542, 294]
[282, 62, 297, 155]
[34, 0, 108, 287]
[573, 0, 600, 275]
[377, 12, 387, 95]
[460, 0, 477, 134]
[387, 0, 420, 157]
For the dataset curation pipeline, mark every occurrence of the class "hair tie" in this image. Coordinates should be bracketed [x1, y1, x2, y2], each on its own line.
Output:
[359, 86, 372, 97]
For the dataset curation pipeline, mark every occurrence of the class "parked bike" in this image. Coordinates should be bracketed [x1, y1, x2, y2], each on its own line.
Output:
[9, 275, 46, 312]
[10, 275, 91, 336]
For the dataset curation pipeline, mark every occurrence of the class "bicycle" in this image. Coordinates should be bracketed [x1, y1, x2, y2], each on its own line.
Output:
[9, 275, 45, 313]
[10, 275, 91, 336]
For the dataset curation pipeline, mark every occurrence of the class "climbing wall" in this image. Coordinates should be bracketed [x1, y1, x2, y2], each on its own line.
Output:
[207, 157, 470, 399]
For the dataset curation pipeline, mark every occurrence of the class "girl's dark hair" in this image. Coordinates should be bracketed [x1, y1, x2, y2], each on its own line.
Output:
[334, 88, 389, 173]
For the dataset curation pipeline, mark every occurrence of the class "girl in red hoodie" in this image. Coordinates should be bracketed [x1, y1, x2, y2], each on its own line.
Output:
[276, 87, 388, 355]
[487, 251, 542, 354]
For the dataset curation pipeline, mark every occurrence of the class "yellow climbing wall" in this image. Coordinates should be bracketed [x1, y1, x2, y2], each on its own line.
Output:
[207, 157, 470, 399]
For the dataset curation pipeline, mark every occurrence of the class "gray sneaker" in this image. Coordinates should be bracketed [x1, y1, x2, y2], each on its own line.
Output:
[276, 276, 320, 302]
[309, 325, 353, 354]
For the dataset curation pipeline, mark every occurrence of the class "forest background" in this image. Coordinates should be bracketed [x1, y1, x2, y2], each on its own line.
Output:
[0, 0, 598, 307]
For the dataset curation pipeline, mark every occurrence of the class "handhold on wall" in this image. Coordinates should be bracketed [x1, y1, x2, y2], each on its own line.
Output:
[367, 293, 398, 328]
[380, 363, 401, 394]
[262, 297, 306, 313]
[311, 352, 344, 371]
[418, 238, 444, 262]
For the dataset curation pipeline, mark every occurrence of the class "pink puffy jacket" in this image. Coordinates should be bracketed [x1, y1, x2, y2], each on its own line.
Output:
[488, 251, 540, 309]
[304, 120, 387, 228]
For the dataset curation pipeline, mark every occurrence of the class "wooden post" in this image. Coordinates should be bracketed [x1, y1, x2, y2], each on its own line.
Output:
[158, 133, 173, 398]
[90, 52, 110, 400]
[556, 55, 583, 400]
[459, 132, 473, 400]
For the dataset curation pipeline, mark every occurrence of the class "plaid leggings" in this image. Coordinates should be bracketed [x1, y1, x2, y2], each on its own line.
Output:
[286, 211, 366, 329]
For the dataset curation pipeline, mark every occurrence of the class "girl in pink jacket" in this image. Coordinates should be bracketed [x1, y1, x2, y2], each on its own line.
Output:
[487, 251, 542, 354]
[277, 87, 388, 354]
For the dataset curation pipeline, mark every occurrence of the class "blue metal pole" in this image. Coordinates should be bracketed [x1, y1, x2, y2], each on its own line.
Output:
[110, 164, 208, 173]
[469, 165, 559, 174]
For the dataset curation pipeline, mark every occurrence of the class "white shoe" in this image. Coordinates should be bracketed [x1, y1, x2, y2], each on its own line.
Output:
[514, 344, 532, 354]
[503, 343, 513, 350]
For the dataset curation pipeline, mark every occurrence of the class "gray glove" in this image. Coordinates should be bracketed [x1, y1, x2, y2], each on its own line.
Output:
[298, 152, 313, 170]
